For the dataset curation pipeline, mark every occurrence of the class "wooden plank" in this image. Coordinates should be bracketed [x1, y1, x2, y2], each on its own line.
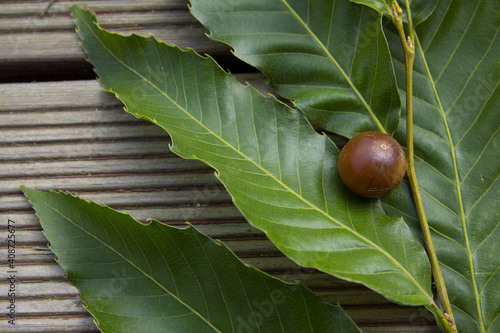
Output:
[1, 172, 223, 193]
[2, 109, 136, 126]
[0, 0, 189, 16]
[0, 0, 231, 71]
[0, 263, 70, 280]
[0, 11, 198, 32]
[0, 123, 168, 143]
[0, 80, 120, 111]
[1, 188, 233, 211]
[0, 158, 207, 178]
[0, 10, 199, 32]
[0, 316, 99, 333]
[0, 140, 173, 161]
[0, 26, 226, 62]
[0, 75, 274, 112]
[0, 297, 88, 315]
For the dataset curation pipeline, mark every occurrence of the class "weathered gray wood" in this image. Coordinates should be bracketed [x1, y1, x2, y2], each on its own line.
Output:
[1, 187, 233, 210]
[1, 173, 223, 193]
[0, 80, 120, 111]
[2, 109, 134, 126]
[13, 281, 86, 297]
[0, 297, 88, 315]
[1, 123, 167, 143]
[1, 0, 188, 16]
[0, 75, 274, 112]
[0, 26, 227, 62]
[0, 0, 230, 66]
[0, 140, 172, 160]
[0, 11, 198, 32]
[0, 158, 206, 177]
[0, 316, 99, 333]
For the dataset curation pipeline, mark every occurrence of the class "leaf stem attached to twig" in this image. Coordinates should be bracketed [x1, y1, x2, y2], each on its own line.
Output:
[390, 1, 457, 332]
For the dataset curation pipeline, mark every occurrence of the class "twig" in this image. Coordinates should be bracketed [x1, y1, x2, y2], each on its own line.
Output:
[391, 1, 457, 332]
[40, 0, 57, 18]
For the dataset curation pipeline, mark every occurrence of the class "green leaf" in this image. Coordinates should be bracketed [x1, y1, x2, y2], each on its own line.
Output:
[20, 185, 361, 333]
[384, 1, 500, 332]
[350, 0, 437, 26]
[189, 0, 500, 331]
[190, 0, 401, 138]
[70, 4, 434, 308]
[350, 0, 392, 16]
[406, 0, 438, 26]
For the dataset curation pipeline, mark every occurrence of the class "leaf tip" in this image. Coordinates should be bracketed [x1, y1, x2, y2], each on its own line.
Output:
[18, 184, 37, 204]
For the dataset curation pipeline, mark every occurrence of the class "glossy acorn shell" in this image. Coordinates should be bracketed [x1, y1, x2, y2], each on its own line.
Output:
[338, 131, 406, 198]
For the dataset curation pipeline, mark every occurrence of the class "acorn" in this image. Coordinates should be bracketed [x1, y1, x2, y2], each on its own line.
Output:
[338, 131, 406, 198]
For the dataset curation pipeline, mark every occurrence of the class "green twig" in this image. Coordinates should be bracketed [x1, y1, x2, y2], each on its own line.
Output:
[390, 1, 457, 332]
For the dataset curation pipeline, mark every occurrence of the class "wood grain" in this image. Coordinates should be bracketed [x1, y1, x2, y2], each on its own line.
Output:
[0, 0, 226, 63]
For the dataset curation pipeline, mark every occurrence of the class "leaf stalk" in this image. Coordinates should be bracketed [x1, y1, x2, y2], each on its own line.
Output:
[391, 1, 457, 332]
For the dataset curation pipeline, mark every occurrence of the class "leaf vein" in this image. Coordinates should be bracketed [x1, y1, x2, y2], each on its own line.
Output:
[460, 126, 499, 188]
[434, 1, 481, 84]
[279, 0, 386, 133]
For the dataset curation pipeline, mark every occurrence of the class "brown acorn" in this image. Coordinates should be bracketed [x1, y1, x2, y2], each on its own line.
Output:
[338, 131, 406, 198]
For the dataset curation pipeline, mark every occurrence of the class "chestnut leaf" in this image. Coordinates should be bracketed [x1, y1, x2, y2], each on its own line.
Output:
[190, 0, 402, 138]
[189, 0, 500, 332]
[386, 1, 500, 332]
[71, 3, 434, 311]
[20, 186, 361, 333]
[350, 0, 437, 26]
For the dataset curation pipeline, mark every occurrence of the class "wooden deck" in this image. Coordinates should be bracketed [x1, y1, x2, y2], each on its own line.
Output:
[0, 1, 439, 332]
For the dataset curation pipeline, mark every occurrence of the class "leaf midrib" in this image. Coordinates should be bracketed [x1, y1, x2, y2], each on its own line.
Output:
[81, 16, 436, 306]
[280, 0, 387, 134]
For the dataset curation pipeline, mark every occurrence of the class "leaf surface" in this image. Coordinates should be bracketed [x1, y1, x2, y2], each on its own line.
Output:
[350, 0, 437, 26]
[190, 0, 401, 138]
[384, 1, 500, 332]
[21, 186, 361, 333]
[193, 0, 500, 332]
[71, 5, 434, 307]
[190, 1, 500, 332]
